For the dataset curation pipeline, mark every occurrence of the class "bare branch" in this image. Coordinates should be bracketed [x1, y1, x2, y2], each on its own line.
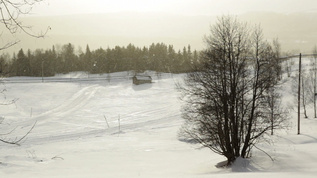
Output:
[0, 0, 49, 50]
[0, 39, 20, 50]
[0, 121, 37, 145]
[179, 15, 286, 165]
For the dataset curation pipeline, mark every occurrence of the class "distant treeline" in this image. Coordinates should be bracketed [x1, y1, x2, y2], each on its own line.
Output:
[0, 43, 199, 77]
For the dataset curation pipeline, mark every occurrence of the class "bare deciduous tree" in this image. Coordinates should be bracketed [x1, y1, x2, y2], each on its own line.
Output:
[178, 15, 285, 165]
[0, 0, 45, 145]
[0, 0, 49, 50]
[291, 64, 316, 119]
[264, 87, 288, 135]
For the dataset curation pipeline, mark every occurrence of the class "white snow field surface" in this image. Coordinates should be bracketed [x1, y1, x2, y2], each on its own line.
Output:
[0, 70, 316, 177]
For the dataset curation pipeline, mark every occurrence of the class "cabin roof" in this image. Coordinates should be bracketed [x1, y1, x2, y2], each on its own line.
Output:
[133, 75, 152, 80]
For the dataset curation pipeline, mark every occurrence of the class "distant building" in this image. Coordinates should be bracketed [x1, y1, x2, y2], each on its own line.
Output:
[132, 75, 152, 85]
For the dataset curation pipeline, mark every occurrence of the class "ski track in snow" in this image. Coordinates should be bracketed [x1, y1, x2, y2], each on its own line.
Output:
[28, 84, 99, 123]
[0, 73, 182, 146]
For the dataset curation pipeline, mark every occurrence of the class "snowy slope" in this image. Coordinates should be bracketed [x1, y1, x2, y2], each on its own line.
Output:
[0, 70, 316, 177]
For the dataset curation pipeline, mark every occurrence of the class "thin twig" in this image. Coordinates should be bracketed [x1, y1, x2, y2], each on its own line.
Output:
[104, 115, 109, 128]
[0, 120, 37, 145]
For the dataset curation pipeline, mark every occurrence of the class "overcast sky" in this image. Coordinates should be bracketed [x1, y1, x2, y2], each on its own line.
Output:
[4, 0, 316, 54]
[31, 0, 317, 16]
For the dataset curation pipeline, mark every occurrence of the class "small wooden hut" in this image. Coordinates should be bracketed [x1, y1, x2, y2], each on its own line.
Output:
[132, 75, 152, 85]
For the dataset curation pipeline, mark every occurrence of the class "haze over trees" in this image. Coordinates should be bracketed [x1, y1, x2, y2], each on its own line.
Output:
[0, 43, 199, 76]
[178, 15, 286, 165]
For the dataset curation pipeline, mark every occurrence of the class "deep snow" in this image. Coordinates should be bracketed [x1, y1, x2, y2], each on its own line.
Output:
[0, 70, 316, 177]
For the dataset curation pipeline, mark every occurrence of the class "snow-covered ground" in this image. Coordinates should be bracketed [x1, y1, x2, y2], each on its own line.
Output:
[0, 69, 316, 177]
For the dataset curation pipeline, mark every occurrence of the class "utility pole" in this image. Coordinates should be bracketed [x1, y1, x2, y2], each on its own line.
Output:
[298, 53, 301, 135]
[279, 53, 317, 134]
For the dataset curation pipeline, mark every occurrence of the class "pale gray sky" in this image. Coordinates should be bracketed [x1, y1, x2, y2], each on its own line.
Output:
[31, 0, 317, 16]
[3, 0, 317, 54]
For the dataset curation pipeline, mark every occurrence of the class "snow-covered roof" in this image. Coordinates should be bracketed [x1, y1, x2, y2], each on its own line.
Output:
[133, 75, 152, 81]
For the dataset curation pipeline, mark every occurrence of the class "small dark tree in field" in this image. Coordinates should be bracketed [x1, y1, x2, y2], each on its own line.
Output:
[264, 87, 288, 135]
[284, 58, 294, 77]
[179, 15, 285, 165]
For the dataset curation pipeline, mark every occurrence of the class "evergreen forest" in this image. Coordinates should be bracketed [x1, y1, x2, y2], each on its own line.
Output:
[0, 43, 199, 77]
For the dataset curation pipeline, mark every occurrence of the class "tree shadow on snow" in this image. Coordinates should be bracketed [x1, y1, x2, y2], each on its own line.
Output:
[230, 157, 261, 172]
[214, 157, 262, 172]
[300, 134, 317, 144]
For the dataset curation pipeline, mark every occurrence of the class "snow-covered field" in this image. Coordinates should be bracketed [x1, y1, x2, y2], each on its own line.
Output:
[0, 70, 316, 177]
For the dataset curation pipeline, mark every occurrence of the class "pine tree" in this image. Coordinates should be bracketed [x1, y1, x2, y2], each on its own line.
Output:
[16, 49, 31, 76]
